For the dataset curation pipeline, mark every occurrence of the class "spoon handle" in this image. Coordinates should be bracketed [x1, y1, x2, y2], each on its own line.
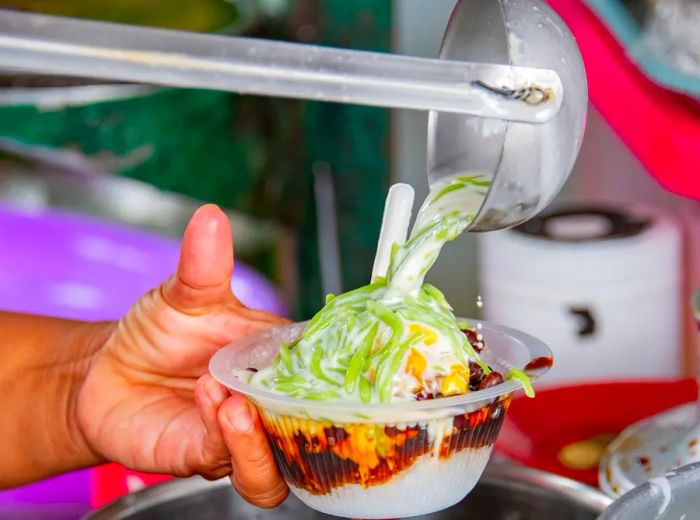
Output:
[371, 183, 415, 282]
[0, 10, 561, 122]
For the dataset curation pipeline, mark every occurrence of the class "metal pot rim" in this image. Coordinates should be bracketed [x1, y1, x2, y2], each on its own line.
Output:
[84, 460, 612, 519]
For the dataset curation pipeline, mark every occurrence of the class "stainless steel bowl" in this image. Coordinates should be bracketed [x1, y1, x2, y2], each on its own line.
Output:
[598, 461, 700, 520]
[85, 460, 611, 519]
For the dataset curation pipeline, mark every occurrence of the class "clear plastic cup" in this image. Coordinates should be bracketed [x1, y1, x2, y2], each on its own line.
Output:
[209, 319, 552, 519]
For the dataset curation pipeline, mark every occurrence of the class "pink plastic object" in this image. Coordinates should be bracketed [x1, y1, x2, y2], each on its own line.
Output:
[0, 203, 285, 516]
[547, 0, 700, 200]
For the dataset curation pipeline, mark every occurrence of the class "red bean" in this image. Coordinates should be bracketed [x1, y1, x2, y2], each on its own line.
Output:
[478, 372, 504, 390]
[462, 328, 484, 352]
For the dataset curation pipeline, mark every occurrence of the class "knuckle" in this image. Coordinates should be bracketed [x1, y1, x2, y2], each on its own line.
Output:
[247, 444, 275, 467]
[201, 461, 233, 481]
[232, 475, 289, 508]
[233, 445, 277, 480]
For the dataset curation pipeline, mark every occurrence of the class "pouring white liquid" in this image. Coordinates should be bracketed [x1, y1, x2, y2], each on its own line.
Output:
[245, 176, 532, 403]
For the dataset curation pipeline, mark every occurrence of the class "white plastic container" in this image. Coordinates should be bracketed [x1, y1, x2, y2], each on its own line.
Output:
[478, 204, 682, 386]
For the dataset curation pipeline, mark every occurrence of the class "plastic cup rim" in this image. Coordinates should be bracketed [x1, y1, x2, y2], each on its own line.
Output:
[209, 318, 552, 413]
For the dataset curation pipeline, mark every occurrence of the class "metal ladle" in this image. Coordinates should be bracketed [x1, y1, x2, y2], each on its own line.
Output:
[0, 0, 587, 231]
[429, 0, 588, 231]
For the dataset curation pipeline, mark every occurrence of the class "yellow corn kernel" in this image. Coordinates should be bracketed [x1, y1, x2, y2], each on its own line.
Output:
[441, 374, 468, 396]
[408, 323, 438, 345]
[450, 363, 469, 379]
[406, 348, 427, 380]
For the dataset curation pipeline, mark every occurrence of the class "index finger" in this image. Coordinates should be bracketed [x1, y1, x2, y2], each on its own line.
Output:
[218, 392, 288, 508]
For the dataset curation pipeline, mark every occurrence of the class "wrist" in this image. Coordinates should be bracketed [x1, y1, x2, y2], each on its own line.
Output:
[0, 314, 117, 489]
[60, 321, 115, 472]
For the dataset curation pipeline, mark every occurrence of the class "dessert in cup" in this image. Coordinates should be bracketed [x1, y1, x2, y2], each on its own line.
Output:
[211, 179, 552, 518]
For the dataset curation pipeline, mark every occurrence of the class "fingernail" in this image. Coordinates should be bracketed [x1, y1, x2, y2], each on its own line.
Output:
[226, 400, 253, 433]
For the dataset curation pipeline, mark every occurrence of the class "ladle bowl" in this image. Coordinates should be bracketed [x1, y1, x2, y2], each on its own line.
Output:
[429, 0, 588, 231]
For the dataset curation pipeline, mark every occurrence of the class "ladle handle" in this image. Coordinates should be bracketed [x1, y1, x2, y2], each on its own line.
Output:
[0, 10, 561, 122]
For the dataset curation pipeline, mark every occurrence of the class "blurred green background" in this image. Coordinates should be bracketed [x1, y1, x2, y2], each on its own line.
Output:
[0, 0, 391, 319]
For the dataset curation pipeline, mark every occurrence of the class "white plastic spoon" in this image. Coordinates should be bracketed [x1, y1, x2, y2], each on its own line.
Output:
[371, 183, 415, 282]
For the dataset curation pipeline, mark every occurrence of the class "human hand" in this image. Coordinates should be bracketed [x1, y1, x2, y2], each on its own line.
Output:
[76, 205, 289, 507]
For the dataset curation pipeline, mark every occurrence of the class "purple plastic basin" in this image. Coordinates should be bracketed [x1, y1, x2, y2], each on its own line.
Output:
[0, 203, 286, 518]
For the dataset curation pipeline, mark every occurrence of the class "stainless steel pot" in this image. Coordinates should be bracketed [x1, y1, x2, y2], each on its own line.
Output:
[85, 460, 611, 519]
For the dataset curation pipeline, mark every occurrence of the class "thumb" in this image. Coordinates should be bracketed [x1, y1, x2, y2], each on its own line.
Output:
[219, 393, 288, 508]
[163, 204, 235, 313]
